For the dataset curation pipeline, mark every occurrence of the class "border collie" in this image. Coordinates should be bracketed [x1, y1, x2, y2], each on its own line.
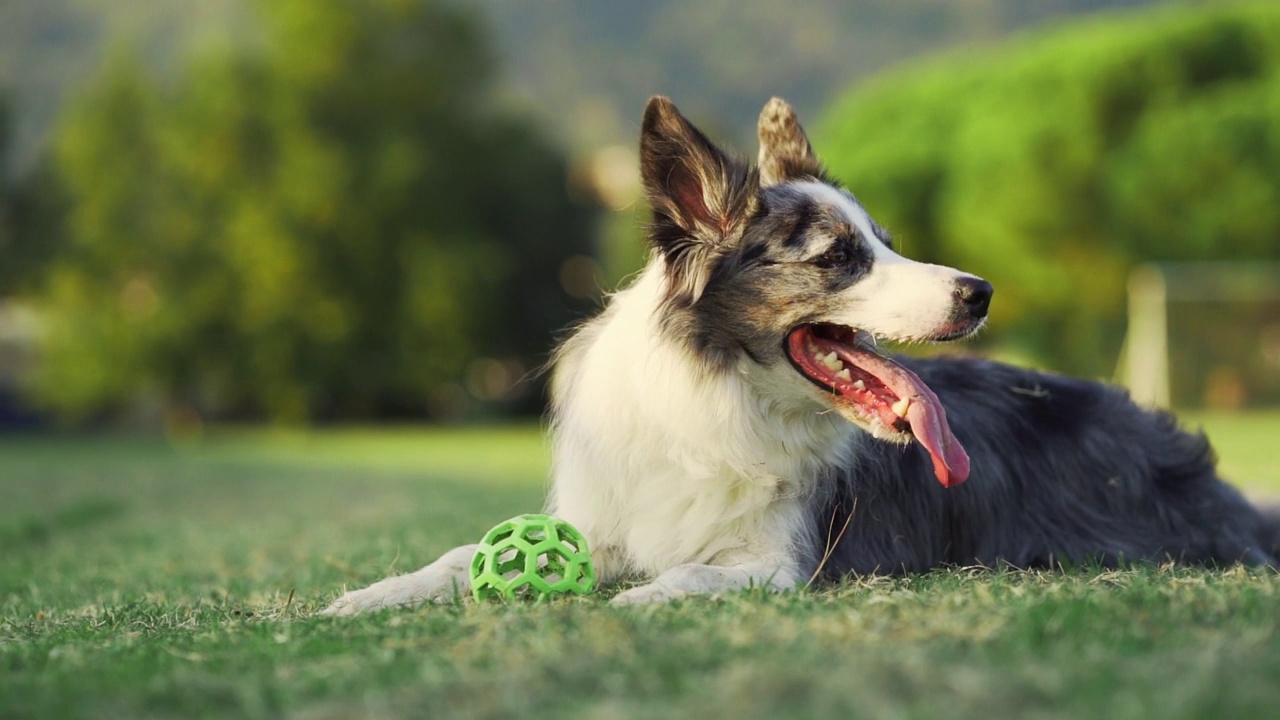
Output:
[321, 96, 1277, 614]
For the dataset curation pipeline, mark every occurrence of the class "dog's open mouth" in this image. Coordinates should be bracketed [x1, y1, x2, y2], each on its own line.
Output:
[785, 324, 970, 488]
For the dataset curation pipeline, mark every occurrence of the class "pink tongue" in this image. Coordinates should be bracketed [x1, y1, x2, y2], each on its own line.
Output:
[850, 351, 970, 488]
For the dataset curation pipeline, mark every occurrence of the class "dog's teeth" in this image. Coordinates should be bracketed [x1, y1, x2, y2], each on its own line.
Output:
[821, 352, 844, 372]
[892, 397, 911, 417]
[835, 369, 851, 382]
[853, 379, 865, 390]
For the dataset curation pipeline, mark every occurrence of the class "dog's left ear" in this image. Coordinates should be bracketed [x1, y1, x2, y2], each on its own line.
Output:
[757, 97, 824, 187]
[640, 96, 758, 302]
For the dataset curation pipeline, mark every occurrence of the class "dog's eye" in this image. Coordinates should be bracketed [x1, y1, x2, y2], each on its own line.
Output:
[813, 244, 851, 269]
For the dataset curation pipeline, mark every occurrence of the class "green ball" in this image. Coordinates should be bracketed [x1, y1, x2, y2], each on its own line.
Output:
[469, 514, 597, 602]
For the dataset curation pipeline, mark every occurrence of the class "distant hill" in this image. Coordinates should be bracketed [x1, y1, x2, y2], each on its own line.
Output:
[0, 0, 244, 175]
[470, 0, 1173, 150]
[2, 0, 1179, 174]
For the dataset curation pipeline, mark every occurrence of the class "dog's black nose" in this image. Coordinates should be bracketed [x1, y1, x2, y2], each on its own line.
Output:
[954, 277, 993, 319]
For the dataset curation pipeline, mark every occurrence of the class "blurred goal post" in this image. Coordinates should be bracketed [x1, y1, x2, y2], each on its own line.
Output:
[1117, 262, 1280, 408]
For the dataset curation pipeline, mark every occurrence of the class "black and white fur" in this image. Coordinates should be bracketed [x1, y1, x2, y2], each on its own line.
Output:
[321, 97, 1277, 614]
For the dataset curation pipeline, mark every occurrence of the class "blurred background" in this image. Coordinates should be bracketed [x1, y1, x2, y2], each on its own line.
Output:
[1, 0, 1278, 434]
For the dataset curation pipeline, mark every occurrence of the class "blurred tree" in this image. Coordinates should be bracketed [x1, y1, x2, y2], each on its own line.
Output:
[0, 0, 1180, 172]
[35, 0, 596, 423]
[1, 94, 67, 297]
[818, 2, 1280, 381]
[0, 164, 66, 298]
[0, 95, 10, 287]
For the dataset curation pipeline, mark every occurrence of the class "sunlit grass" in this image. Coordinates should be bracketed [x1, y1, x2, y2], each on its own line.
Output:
[1, 413, 1278, 719]
[1183, 411, 1280, 494]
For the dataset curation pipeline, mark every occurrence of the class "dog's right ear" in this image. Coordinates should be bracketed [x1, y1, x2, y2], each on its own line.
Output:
[640, 96, 758, 301]
[757, 97, 824, 187]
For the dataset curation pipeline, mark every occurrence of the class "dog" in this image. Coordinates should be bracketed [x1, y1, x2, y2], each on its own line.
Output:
[321, 96, 1278, 614]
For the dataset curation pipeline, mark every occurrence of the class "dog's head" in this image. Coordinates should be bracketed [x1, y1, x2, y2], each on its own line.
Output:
[639, 96, 992, 487]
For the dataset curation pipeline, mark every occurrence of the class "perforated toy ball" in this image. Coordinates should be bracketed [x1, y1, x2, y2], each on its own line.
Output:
[469, 514, 597, 602]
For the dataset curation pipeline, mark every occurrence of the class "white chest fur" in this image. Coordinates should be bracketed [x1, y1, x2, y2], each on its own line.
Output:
[547, 264, 852, 581]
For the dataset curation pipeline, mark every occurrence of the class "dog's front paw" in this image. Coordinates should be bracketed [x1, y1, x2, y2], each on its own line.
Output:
[610, 581, 684, 605]
[608, 562, 799, 605]
[317, 582, 421, 617]
[317, 587, 387, 617]
[315, 572, 467, 617]
[317, 545, 479, 617]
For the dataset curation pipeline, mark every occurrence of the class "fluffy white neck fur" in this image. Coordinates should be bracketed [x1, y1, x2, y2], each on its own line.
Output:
[548, 262, 855, 581]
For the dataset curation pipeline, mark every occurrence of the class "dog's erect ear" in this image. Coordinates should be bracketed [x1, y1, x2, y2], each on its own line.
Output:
[640, 96, 758, 301]
[757, 97, 823, 187]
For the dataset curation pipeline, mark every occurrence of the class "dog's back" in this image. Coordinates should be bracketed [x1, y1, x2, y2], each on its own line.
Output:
[814, 356, 1279, 577]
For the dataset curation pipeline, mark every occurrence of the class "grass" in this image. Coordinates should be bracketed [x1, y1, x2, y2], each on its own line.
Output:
[1, 414, 1278, 719]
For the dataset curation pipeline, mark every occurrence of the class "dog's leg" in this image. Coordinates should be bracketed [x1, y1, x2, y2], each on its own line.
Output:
[318, 544, 478, 616]
[610, 557, 799, 605]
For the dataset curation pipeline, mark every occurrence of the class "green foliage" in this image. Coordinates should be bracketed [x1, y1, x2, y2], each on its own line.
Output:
[0, 163, 67, 297]
[36, 0, 595, 422]
[818, 3, 1280, 378]
[1, 423, 1279, 719]
[0, 0, 1183, 169]
[0, 97, 65, 296]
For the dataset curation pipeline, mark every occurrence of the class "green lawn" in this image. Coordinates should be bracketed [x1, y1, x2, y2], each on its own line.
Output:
[2, 414, 1278, 719]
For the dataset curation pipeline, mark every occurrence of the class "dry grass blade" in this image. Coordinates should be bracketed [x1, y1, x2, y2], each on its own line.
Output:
[807, 498, 856, 588]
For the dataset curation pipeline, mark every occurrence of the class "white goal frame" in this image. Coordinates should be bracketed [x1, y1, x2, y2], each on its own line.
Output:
[1116, 262, 1280, 408]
